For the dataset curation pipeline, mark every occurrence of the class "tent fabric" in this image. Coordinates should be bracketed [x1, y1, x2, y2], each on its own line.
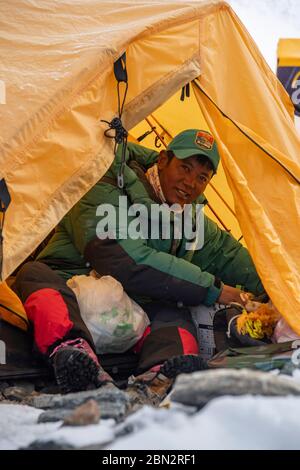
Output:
[277, 39, 300, 116]
[278, 39, 300, 67]
[0, 282, 28, 331]
[0, 0, 212, 279]
[0, 1, 300, 334]
[188, 6, 300, 335]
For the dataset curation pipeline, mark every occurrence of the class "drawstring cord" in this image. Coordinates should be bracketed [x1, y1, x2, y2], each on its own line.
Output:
[101, 53, 128, 189]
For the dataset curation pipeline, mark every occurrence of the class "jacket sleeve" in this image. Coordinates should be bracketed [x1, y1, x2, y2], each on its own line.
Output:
[192, 215, 265, 296]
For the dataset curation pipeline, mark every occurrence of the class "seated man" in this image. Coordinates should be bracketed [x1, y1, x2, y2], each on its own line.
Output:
[12, 129, 264, 397]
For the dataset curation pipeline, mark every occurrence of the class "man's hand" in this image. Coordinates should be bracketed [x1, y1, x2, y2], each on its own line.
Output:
[217, 284, 250, 306]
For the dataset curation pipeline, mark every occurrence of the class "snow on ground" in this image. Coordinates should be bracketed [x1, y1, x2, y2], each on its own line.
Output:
[0, 405, 58, 450]
[1, 396, 300, 450]
[0, 403, 115, 450]
[110, 396, 300, 450]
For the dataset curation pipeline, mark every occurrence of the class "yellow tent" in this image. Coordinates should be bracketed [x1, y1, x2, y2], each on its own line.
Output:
[277, 38, 300, 117]
[1, 1, 300, 333]
[278, 39, 300, 67]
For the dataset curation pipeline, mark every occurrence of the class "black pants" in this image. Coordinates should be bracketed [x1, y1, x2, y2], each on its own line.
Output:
[12, 262, 198, 374]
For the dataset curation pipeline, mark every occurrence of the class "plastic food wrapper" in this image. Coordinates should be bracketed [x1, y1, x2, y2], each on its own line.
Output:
[272, 318, 300, 343]
[67, 273, 149, 354]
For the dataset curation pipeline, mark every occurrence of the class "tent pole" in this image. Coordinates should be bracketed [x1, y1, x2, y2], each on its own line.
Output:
[149, 114, 173, 140]
[145, 117, 168, 147]
[206, 203, 230, 232]
[209, 182, 236, 217]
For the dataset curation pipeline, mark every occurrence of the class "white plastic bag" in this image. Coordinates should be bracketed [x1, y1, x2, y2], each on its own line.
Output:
[67, 274, 149, 354]
[272, 317, 300, 343]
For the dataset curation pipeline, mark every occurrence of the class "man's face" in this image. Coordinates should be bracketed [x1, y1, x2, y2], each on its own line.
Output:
[158, 152, 213, 206]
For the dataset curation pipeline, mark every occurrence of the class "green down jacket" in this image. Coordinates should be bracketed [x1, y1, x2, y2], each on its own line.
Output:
[38, 142, 264, 307]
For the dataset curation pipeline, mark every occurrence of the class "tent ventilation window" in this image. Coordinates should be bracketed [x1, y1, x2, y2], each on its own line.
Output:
[101, 52, 128, 189]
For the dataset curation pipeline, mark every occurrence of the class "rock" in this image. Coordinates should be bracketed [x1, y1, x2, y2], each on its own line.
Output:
[63, 399, 101, 426]
[23, 439, 113, 451]
[27, 390, 41, 399]
[27, 383, 130, 421]
[38, 385, 61, 395]
[38, 409, 73, 423]
[280, 361, 300, 377]
[9, 380, 35, 394]
[171, 369, 300, 408]
[3, 386, 34, 402]
[33, 378, 56, 392]
[0, 382, 9, 393]
[23, 440, 74, 450]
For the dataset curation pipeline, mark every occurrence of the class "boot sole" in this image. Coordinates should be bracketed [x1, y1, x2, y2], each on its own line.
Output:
[53, 347, 99, 394]
[160, 354, 208, 379]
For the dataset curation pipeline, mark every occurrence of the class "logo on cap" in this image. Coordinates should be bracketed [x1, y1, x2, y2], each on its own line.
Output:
[195, 131, 214, 151]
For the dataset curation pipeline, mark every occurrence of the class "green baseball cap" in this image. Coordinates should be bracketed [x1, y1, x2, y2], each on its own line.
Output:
[167, 129, 220, 173]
